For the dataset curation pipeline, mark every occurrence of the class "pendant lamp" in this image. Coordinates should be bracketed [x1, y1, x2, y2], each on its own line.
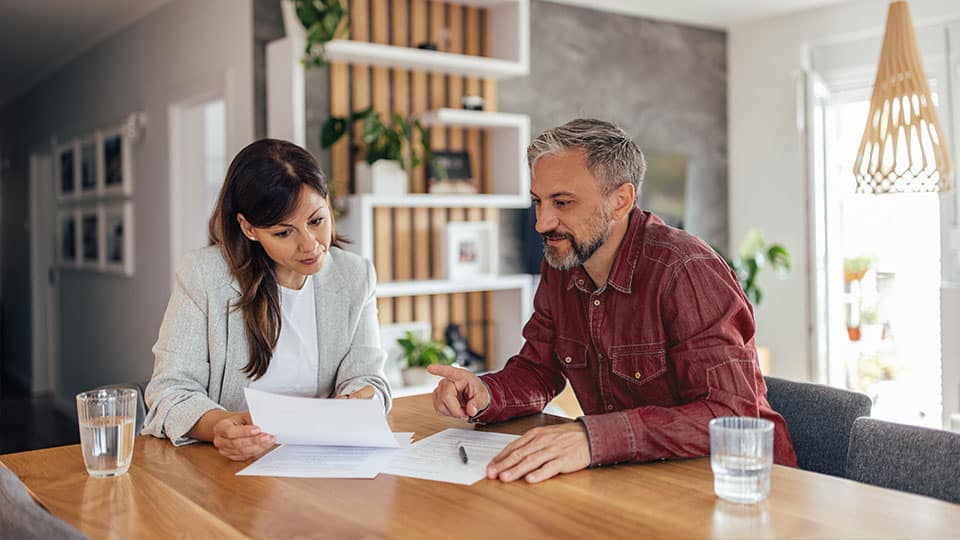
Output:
[853, 1, 952, 193]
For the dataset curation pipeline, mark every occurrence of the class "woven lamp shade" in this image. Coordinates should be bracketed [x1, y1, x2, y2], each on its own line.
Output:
[853, 1, 953, 193]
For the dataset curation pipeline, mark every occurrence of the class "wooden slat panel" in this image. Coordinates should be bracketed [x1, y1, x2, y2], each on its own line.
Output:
[389, 0, 413, 322]
[329, 62, 351, 199]
[374, 209, 394, 281]
[377, 296, 394, 326]
[410, 0, 431, 288]
[447, 6, 465, 153]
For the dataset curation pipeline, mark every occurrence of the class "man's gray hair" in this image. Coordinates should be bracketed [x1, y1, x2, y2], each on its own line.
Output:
[527, 118, 646, 197]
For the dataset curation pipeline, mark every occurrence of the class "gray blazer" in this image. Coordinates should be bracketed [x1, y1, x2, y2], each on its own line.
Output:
[142, 245, 391, 446]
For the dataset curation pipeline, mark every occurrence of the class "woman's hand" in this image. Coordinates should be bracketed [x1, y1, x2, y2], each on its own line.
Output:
[336, 385, 376, 399]
[210, 411, 276, 461]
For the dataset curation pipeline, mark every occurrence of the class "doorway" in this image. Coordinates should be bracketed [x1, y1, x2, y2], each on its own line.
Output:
[169, 97, 227, 276]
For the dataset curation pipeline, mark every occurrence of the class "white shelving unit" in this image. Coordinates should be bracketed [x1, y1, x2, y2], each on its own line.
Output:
[324, 0, 528, 79]
[268, 0, 533, 396]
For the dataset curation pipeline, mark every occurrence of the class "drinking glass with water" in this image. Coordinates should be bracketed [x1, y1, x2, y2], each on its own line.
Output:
[709, 416, 774, 504]
[76, 388, 138, 477]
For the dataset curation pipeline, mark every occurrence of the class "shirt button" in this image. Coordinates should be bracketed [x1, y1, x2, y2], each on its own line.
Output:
[593, 299, 600, 306]
[564, 356, 572, 364]
[634, 372, 642, 379]
[606, 405, 614, 411]
[577, 279, 584, 286]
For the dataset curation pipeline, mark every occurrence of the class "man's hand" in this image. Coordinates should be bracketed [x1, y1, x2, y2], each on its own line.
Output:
[427, 364, 490, 421]
[486, 423, 591, 483]
[335, 385, 376, 399]
[211, 411, 276, 461]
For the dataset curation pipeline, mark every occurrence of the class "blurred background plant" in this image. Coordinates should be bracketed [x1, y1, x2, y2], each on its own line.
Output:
[717, 228, 792, 306]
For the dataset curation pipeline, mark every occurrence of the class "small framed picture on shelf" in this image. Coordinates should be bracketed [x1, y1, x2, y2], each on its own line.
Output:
[101, 201, 134, 276]
[102, 127, 132, 197]
[57, 210, 79, 268]
[56, 141, 77, 200]
[427, 150, 475, 194]
[79, 135, 99, 196]
[79, 206, 100, 269]
[443, 221, 498, 280]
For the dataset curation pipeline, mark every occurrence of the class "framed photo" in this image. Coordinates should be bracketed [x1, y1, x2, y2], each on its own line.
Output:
[427, 150, 476, 194]
[101, 201, 134, 276]
[101, 127, 132, 197]
[57, 210, 79, 268]
[79, 135, 99, 196]
[56, 141, 77, 200]
[79, 206, 100, 269]
[443, 221, 498, 280]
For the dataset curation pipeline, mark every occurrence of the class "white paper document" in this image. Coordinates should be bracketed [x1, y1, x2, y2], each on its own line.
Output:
[383, 428, 520, 485]
[243, 387, 398, 447]
[237, 433, 414, 478]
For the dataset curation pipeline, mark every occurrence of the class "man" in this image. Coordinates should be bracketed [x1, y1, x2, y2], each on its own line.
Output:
[429, 118, 798, 483]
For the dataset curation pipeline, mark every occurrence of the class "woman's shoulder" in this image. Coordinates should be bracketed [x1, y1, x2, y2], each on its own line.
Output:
[324, 247, 375, 290]
[175, 245, 232, 285]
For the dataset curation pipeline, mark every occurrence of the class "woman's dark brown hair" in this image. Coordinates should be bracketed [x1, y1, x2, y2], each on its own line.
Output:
[209, 139, 342, 380]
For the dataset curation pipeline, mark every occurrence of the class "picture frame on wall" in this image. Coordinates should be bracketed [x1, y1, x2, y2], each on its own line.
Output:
[79, 135, 99, 196]
[79, 207, 100, 269]
[101, 127, 132, 197]
[101, 201, 134, 276]
[56, 141, 77, 200]
[57, 210, 79, 268]
[427, 150, 476, 194]
[443, 221, 498, 280]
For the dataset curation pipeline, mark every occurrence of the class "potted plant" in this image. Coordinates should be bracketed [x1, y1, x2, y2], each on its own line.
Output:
[727, 228, 792, 307]
[283, 0, 349, 67]
[396, 331, 455, 387]
[321, 106, 431, 195]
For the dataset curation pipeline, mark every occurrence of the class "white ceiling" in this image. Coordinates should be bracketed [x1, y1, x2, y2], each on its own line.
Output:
[0, 0, 854, 108]
[0, 0, 169, 107]
[543, 0, 855, 29]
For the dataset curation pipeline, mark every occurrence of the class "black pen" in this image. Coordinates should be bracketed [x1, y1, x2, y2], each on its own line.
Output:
[457, 440, 469, 464]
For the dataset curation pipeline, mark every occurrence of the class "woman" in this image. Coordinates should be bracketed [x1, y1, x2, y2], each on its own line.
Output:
[143, 139, 390, 461]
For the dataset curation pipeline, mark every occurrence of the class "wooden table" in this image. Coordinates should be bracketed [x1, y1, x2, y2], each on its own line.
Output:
[3, 394, 959, 539]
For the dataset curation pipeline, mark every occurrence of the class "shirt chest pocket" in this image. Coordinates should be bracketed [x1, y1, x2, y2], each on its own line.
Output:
[555, 336, 588, 369]
[611, 343, 667, 385]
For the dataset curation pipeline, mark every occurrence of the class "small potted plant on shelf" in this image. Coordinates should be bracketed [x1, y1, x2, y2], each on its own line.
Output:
[321, 106, 431, 195]
[396, 331, 455, 387]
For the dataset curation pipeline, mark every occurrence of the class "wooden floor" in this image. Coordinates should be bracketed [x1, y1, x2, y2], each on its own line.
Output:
[0, 379, 79, 454]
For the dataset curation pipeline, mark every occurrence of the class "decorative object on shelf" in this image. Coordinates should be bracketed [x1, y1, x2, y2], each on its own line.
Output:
[57, 210, 78, 268]
[321, 106, 430, 194]
[854, 1, 952, 193]
[461, 95, 484, 111]
[101, 201, 134, 276]
[397, 330, 455, 387]
[56, 142, 76, 200]
[427, 150, 475, 194]
[843, 255, 877, 342]
[444, 221, 498, 280]
[415, 41, 437, 51]
[444, 323, 486, 373]
[640, 151, 687, 229]
[289, 0, 349, 67]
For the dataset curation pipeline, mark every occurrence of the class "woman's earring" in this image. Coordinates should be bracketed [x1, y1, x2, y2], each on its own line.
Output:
[249, 236, 256, 241]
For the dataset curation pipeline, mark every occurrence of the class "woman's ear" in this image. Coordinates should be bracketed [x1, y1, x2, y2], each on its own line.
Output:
[237, 213, 257, 241]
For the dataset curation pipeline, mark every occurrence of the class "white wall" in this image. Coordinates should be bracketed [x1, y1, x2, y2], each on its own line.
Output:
[728, 0, 960, 390]
[0, 0, 254, 408]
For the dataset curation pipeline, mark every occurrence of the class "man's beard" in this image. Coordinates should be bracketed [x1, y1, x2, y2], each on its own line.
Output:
[541, 203, 613, 271]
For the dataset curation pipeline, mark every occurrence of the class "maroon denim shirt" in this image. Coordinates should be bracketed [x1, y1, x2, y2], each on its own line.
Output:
[476, 210, 797, 467]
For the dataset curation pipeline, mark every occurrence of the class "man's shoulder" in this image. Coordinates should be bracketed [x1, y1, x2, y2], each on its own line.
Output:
[638, 214, 719, 268]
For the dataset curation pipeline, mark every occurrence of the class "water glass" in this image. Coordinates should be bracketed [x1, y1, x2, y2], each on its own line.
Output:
[709, 416, 774, 504]
[76, 388, 138, 477]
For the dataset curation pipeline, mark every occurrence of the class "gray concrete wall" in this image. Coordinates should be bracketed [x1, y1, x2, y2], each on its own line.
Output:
[500, 0, 728, 267]
[0, 0, 255, 405]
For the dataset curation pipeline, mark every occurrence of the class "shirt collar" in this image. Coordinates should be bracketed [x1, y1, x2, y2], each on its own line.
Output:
[565, 209, 645, 294]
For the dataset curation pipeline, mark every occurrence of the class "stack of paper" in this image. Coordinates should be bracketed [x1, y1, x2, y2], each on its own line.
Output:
[384, 428, 520, 485]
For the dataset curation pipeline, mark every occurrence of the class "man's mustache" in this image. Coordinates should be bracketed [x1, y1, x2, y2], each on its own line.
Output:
[541, 231, 573, 243]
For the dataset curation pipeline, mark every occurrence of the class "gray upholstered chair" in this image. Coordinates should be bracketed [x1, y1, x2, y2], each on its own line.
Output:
[763, 375, 872, 477]
[0, 465, 87, 539]
[845, 417, 960, 503]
